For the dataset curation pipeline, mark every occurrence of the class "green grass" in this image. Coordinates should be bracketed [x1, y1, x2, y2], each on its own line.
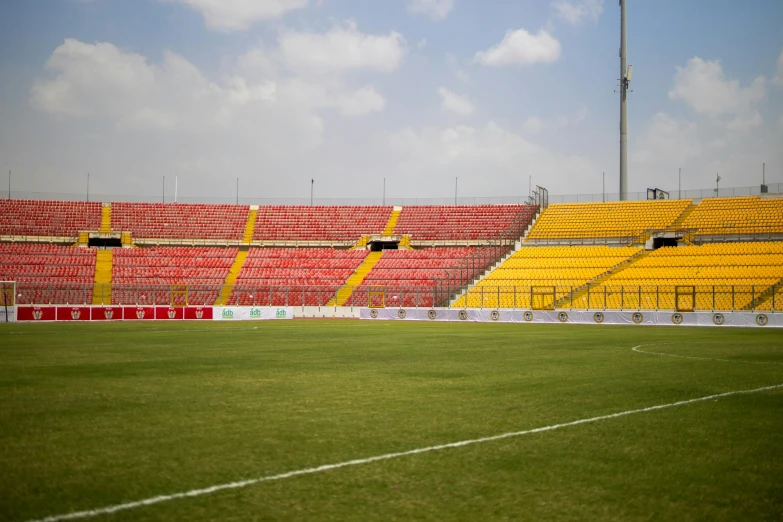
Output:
[1, 321, 782, 521]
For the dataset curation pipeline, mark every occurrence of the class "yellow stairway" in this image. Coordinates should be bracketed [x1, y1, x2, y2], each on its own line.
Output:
[383, 207, 402, 235]
[92, 250, 113, 305]
[328, 251, 383, 306]
[216, 249, 249, 305]
[100, 204, 112, 233]
[670, 203, 698, 245]
[75, 232, 89, 246]
[558, 250, 649, 308]
[243, 207, 258, 243]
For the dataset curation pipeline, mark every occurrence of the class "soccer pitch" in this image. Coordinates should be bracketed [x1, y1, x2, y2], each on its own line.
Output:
[1, 321, 782, 521]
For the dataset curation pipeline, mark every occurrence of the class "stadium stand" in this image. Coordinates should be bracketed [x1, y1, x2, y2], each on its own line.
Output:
[681, 196, 783, 236]
[252, 206, 392, 241]
[0, 200, 101, 238]
[452, 246, 642, 309]
[527, 200, 691, 241]
[111, 247, 237, 305]
[351, 248, 495, 307]
[228, 248, 369, 306]
[0, 243, 97, 304]
[589, 242, 783, 311]
[393, 205, 535, 240]
[111, 203, 249, 240]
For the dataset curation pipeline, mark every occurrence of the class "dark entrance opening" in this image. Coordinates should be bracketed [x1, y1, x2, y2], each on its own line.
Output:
[89, 236, 122, 248]
[652, 237, 677, 249]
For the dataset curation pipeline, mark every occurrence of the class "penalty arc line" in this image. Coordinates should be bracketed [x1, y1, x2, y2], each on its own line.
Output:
[26, 381, 783, 520]
[632, 345, 783, 365]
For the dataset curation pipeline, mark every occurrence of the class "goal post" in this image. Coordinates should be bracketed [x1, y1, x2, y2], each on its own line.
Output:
[368, 286, 385, 309]
[1, 281, 17, 323]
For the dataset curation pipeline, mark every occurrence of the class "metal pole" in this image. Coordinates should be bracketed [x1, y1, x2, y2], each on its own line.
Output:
[175, 175, 178, 203]
[7, 170, 10, 199]
[311, 178, 314, 206]
[602, 172, 605, 202]
[163, 176, 165, 203]
[716, 174, 720, 195]
[383, 178, 386, 206]
[236, 178, 239, 205]
[762, 163, 765, 185]
[619, 0, 629, 201]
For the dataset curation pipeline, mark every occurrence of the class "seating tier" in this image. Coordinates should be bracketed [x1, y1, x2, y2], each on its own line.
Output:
[253, 206, 392, 241]
[0, 200, 101, 238]
[393, 205, 535, 240]
[682, 196, 783, 236]
[111, 203, 249, 240]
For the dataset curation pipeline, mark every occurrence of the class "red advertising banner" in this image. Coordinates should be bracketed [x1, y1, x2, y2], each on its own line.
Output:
[56, 306, 91, 321]
[17, 306, 57, 322]
[91, 307, 123, 321]
[155, 307, 184, 320]
[184, 307, 213, 320]
[123, 306, 155, 320]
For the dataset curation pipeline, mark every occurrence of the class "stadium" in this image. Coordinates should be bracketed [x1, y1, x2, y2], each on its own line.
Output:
[2, 1, 783, 521]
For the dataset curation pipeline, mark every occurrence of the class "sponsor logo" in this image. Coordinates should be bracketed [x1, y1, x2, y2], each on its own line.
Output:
[756, 314, 769, 326]
[397, 309, 407, 320]
[632, 312, 644, 324]
[222, 309, 234, 319]
[558, 311, 569, 323]
[490, 310, 500, 321]
[33, 309, 43, 321]
[712, 313, 724, 326]
[275, 309, 287, 319]
[370, 309, 379, 319]
[672, 313, 683, 325]
[458, 310, 468, 321]
[593, 312, 604, 324]
[104, 309, 114, 320]
[523, 311, 533, 322]
[136, 309, 145, 320]
[71, 309, 81, 320]
[427, 310, 437, 320]
[195, 309, 204, 319]
[167, 309, 176, 319]
[250, 308, 262, 318]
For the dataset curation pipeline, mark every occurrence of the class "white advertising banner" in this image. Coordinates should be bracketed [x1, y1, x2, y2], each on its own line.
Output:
[0, 307, 16, 323]
[360, 308, 782, 328]
[213, 307, 294, 321]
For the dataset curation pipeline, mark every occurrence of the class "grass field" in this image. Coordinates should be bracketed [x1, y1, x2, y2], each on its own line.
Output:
[1, 321, 782, 521]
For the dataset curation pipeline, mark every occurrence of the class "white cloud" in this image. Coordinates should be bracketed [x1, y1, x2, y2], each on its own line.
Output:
[773, 49, 783, 86]
[522, 117, 543, 135]
[385, 122, 596, 195]
[160, 0, 308, 31]
[552, 0, 603, 25]
[445, 53, 469, 83]
[407, 0, 454, 21]
[277, 20, 407, 76]
[668, 57, 766, 130]
[474, 28, 561, 67]
[417, 38, 428, 50]
[438, 87, 474, 116]
[632, 113, 701, 166]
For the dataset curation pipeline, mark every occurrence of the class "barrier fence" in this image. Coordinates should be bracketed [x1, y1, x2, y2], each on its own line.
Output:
[9, 283, 782, 312]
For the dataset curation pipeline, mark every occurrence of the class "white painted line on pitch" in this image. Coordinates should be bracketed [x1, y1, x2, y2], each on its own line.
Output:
[633, 345, 783, 365]
[25, 379, 783, 522]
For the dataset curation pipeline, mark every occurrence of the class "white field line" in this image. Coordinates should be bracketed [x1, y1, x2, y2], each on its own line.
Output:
[26, 377, 783, 521]
[632, 345, 783, 365]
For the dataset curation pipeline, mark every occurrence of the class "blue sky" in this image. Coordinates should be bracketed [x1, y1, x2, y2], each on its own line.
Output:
[1, 0, 782, 201]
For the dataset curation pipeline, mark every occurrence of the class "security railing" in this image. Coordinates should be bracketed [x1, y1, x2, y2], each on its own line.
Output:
[14, 283, 780, 312]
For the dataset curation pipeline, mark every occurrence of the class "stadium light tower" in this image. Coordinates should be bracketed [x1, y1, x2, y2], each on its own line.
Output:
[619, 0, 632, 201]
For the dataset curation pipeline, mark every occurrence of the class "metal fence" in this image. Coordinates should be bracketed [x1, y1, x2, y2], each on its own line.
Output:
[11, 282, 782, 312]
[5, 182, 780, 206]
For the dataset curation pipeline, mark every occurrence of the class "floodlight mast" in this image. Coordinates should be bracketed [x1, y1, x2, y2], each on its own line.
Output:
[619, 0, 630, 201]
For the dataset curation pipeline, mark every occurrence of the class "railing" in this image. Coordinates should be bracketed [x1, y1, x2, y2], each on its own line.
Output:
[4, 182, 780, 206]
[11, 282, 781, 312]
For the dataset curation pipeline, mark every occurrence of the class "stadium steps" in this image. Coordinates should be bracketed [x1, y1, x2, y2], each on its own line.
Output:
[670, 203, 698, 245]
[556, 249, 648, 308]
[92, 250, 113, 305]
[450, 209, 542, 307]
[100, 204, 112, 233]
[398, 235, 413, 250]
[351, 235, 370, 250]
[120, 232, 137, 247]
[242, 207, 258, 244]
[383, 206, 403, 235]
[328, 251, 383, 306]
[742, 278, 782, 311]
[216, 248, 249, 305]
[75, 232, 89, 246]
